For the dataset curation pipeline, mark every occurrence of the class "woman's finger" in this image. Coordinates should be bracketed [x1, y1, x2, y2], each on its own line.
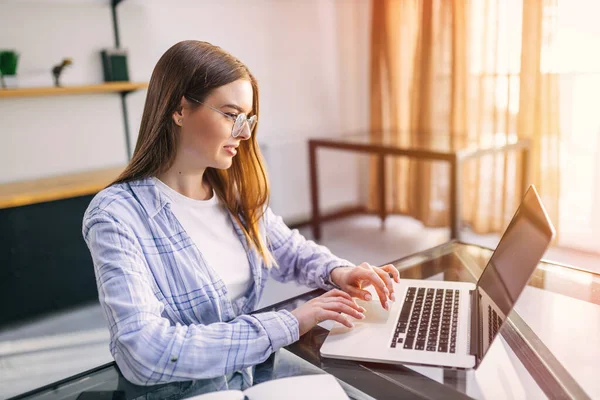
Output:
[341, 285, 373, 302]
[321, 288, 353, 302]
[374, 267, 395, 301]
[321, 296, 366, 313]
[322, 301, 365, 320]
[381, 264, 400, 283]
[354, 265, 390, 310]
[317, 310, 355, 328]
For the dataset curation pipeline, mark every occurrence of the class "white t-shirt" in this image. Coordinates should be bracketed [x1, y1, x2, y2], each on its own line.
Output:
[153, 177, 253, 302]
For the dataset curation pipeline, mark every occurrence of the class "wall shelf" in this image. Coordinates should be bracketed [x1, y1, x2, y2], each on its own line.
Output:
[0, 166, 125, 209]
[0, 82, 148, 99]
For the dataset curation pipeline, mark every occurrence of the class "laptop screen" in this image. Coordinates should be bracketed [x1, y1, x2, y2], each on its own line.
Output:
[476, 186, 555, 358]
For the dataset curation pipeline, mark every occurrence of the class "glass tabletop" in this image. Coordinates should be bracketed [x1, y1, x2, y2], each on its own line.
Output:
[310, 131, 526, 155]
[283, 241, 600, 399]
[12, 242, 600, 400]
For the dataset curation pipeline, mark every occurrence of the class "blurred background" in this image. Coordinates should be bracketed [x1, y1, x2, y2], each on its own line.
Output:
[1, 0, 599, 398]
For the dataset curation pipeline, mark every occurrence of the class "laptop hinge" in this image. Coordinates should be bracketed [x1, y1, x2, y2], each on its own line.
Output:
[469, 289, 481, 365]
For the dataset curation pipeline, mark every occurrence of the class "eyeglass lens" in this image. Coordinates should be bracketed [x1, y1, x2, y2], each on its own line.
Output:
[232, 114, 257, 138]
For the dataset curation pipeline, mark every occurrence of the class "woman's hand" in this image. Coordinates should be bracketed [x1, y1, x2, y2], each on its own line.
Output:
[290, 289, 366, 336]
[330, 263, 400, 310]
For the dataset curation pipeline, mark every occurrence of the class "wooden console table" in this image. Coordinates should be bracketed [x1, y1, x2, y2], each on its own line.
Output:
[309, 134, 531, 241]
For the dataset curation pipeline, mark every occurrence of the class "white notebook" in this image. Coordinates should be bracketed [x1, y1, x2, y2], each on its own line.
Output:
[186, 374, 348, 400]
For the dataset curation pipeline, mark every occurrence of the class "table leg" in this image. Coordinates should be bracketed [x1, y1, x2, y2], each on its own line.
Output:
[378, 154, 387, 229]
[522, 146, 530, 198]
[309, 142, 322, 241]
[449, 157, 461, 240]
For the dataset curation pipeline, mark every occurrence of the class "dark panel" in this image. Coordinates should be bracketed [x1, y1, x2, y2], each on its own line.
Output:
[0, 195, 97, 326]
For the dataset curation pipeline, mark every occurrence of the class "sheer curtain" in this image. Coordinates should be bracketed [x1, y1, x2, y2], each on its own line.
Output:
[369, 0, 563, 239]
[551, 0, 600, 253]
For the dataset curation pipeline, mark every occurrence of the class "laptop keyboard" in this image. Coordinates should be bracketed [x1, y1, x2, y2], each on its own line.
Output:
[391, 287, 459, 353]
[488, 305, 503, 345]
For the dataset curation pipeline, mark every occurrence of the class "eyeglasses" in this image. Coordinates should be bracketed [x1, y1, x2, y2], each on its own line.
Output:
[185, 95, 257, 139]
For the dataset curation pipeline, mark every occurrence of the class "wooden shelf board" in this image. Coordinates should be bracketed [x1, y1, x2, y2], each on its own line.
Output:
[0, 166, 125, 209]
[0, 82, 148, 99]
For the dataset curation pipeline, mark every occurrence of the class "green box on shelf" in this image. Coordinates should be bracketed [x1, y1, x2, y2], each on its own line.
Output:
[101, 49, 129, 82]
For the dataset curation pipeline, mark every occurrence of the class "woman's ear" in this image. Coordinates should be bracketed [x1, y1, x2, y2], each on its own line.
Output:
[172, 96, 186, 126]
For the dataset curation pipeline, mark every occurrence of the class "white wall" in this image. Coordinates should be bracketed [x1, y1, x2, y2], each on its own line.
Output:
[0, 0, 371, 222]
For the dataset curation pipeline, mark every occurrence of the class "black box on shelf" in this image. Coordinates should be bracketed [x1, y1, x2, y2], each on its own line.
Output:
[101, 49, 129, 82]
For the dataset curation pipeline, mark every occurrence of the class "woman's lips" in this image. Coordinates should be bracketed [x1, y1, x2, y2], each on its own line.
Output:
[223, 146, 237, 156]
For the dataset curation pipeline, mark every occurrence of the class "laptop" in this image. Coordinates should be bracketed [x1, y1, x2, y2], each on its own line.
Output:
[320, 185, 555, 369]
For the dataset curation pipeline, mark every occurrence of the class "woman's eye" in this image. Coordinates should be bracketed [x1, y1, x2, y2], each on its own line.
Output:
[225, 113, 238, 119]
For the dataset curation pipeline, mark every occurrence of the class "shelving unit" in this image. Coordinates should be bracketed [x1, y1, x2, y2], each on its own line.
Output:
[0, 0, 141, 203]
[0, 82, 148, 99]
[0, 166, 124, 209]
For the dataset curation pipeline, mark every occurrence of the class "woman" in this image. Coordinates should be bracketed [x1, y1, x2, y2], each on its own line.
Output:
[83, 40, 399, 387]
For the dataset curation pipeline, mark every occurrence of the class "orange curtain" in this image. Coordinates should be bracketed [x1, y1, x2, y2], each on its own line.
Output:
[369, 0, 560, 235]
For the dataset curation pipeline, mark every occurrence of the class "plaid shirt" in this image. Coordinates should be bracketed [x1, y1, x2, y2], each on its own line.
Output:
[82, 178, 352, 386]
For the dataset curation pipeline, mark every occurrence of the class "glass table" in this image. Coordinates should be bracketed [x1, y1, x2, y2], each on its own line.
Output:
[11, 242, 600, 399]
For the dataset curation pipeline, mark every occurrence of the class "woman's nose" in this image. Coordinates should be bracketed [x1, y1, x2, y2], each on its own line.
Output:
[236, 122, 252, 140]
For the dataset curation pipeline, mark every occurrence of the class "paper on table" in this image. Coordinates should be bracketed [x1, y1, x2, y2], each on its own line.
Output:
[185, 390, 244, 400]
[243, 374, 348, 400]
[185, 374, 348, 400]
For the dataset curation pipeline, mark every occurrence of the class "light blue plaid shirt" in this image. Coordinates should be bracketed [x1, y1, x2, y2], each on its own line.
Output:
[82, 178, 352, 387]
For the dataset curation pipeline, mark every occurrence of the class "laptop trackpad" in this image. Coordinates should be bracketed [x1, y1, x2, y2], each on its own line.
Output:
[323, 287, 393, 332]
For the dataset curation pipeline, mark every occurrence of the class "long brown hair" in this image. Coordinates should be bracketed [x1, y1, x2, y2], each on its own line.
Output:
[113, 40, 273, 266]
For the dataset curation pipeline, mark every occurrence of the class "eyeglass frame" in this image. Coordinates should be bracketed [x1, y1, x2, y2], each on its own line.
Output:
[185, 95, 257, 139]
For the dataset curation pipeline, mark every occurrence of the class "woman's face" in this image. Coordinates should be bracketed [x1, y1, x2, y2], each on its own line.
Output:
[174, 79, 253, 171]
